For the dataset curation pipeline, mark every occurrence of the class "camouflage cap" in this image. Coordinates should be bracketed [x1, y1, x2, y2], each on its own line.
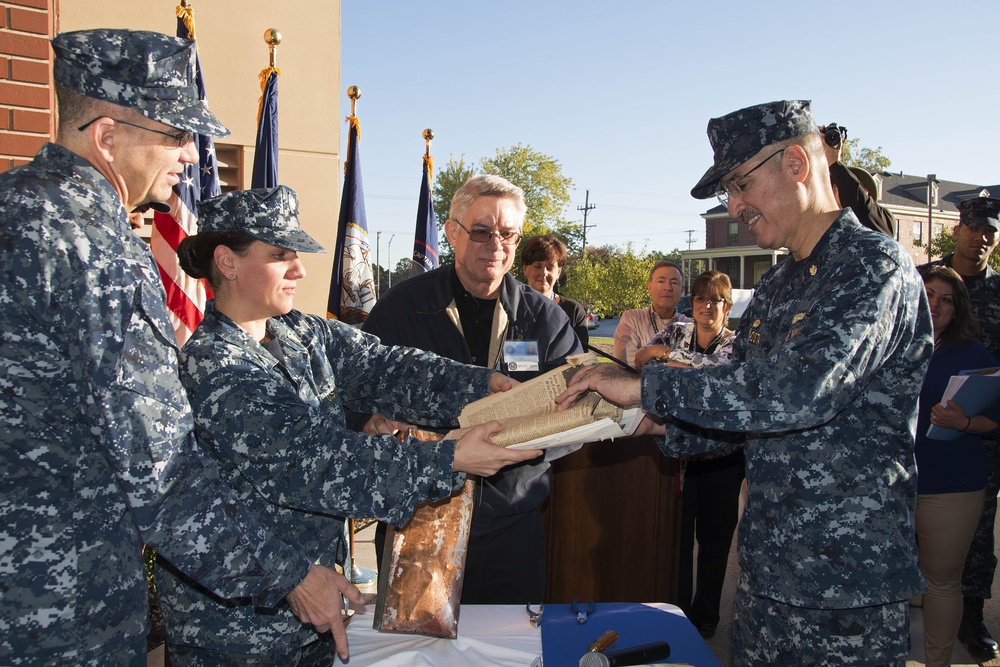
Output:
[958, 197, 1000, 231]
[52, 29, 229, 138]
[691, 100, 818, 200]
[197, 186, 326, 253]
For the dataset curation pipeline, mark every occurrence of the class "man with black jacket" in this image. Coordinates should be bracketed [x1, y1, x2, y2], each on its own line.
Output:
[822, 125, 896, 237]
[361, 174, 582, 604]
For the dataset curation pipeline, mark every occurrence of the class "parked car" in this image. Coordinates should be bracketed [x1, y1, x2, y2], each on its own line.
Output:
[586, 311, 600, 329]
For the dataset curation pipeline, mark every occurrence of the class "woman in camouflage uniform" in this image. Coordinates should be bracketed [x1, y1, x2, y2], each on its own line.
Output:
[157, 186, 539, 666]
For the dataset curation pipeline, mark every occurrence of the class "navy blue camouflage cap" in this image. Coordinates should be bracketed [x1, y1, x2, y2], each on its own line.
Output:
[691, 100, 818, 199]
[197, 186, 326, 253]
[958, 197, 1000, 231]
[51, 29, 229, 138]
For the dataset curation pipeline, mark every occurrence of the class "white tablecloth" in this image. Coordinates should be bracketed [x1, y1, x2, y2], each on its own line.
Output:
[342, 603, 686, 666]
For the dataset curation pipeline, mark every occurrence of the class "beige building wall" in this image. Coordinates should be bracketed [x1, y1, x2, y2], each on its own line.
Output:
[58, 0, 342, 316]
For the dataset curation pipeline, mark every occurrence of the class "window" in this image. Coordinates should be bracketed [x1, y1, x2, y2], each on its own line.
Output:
[215, 143, 242, 193]
[913, 220, 923, 244]
[728, 221, 739, 246]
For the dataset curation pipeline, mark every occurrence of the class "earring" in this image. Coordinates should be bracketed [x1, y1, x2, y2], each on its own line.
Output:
[229, 274, 236, 279]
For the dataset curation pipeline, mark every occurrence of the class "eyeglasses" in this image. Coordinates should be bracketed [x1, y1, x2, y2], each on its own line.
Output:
[451, 219, 522, 246]
[693, 296, 727, 306]
[77, 117, 194, 148]
[716, 149, 785, 207]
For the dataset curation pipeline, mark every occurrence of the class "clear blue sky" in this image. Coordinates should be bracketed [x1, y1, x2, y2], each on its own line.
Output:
[342, 1, 1000, 270]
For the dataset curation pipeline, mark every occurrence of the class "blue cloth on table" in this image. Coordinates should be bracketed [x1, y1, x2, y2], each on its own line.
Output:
[540, 602, 721, 667]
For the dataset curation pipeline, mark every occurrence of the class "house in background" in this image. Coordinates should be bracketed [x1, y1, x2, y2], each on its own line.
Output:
[680, 170, 999, 290]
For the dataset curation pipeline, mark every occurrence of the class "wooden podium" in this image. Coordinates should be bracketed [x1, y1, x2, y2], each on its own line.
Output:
[541, 435, 682, 604]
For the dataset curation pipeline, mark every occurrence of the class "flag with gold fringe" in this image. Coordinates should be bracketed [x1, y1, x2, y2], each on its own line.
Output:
[327, 112, 376, 323]
[411, 149, 439, 276]
[150, 2, 217, 346]
[251, 64, 279, 188]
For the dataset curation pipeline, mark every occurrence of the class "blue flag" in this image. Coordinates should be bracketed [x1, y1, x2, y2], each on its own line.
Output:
[251, 68, 279, 189]
[328, 116, 376, 324]
[411, 155, 439, 276]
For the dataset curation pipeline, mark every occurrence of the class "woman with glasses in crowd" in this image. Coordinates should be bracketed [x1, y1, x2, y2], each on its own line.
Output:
[634, 269, 744, 639]
[915, 265, 1000, 667]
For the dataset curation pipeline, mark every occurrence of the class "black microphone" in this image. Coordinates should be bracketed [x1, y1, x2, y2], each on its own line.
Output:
[578, 640, 671, 667]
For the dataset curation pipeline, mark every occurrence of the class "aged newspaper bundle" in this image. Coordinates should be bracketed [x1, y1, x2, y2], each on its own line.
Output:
[374, 429, 473, 639]
[457, 352, 644, 450]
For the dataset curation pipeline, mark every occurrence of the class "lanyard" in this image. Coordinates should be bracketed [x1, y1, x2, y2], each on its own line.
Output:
[689, 328, 727, 355]
[647, 307, 662, 334]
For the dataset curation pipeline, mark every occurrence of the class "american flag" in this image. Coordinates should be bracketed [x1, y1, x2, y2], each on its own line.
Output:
[150, 4, 219, 346]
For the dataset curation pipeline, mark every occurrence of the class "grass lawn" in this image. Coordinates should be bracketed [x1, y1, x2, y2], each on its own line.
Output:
[589, 336, 615, 362]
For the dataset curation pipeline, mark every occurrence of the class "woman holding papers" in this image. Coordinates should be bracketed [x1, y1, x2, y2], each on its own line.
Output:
[634, 270, 744, 639]
[154, 186, 539, 665]
[916, 265, 1000, 666]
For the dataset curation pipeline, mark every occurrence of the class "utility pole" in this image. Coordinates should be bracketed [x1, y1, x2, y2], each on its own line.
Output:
[387, 234, 396, 289]
[578, 189, 596, 254]
[685, 229, 696, 250]
[375, 230, 381, 297]
[927, 174, 938, 263]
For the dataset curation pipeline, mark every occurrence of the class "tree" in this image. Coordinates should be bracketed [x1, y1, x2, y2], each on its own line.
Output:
[480, 144, 576, 244]
[840, 137, 892, 174]
[430, 145, 580, 266]
[562, 243, 670, 318]
[431, 156, 475, 266]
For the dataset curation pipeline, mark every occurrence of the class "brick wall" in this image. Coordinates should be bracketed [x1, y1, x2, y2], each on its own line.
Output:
[0, 0, 54, 173]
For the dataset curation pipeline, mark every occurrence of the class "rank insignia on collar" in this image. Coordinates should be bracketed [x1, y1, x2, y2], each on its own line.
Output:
[792, 312, 806, 324]
[809, 265, 818, 276]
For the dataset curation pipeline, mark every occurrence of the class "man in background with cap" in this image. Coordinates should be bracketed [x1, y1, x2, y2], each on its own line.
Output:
[0, 30, 363, 665]
[921, 196, 1000, 661]
[558, 100, 932, 665]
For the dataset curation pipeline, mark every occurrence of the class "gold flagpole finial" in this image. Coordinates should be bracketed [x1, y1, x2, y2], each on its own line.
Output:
[264, 28, 281, 68]
[180, 0, 189, 7]
[347, 86, 361, 117]
[422, 129, 434, 157]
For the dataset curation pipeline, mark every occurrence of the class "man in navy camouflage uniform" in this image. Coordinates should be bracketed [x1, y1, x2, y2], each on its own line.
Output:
[559, 100, 933, 665]
[921, 196, 1000, 661]
[0, 30, 366, 665]
[157, 186, 537, 665]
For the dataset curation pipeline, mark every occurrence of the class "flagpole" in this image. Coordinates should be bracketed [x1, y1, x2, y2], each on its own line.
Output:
[264, 27, 280, 67]
[423, 128, 433, 158]
[251, 29, 281, 190]
[410, 129, 440, 277]
[328, 84, 376, 321]
[346, 80, 376, 584]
